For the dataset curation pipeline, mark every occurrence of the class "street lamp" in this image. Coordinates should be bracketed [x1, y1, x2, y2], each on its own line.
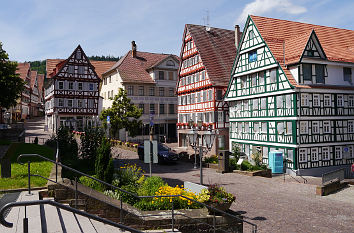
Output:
[186, 119, 217, 185]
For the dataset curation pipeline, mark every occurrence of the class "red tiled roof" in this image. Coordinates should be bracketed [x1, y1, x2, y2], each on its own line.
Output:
[16, 62, 30, 81]
[186, 24, 237, 87]
[251, 15, 354, 64]
[105, 51, 179, 83]
[29, 70, 38, 89]
[46, 59, 115, 79]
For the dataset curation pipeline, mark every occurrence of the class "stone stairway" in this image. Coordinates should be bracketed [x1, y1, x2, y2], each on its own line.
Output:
[0, 191, 126, 233]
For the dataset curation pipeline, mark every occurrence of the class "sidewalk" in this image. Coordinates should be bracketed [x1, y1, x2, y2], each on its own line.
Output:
[24, 117, 51, 144]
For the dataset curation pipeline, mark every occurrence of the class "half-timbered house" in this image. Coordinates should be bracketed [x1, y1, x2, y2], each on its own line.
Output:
[177, 24, 238, 155]
[29, 70, 40, 117]
[225, 16, 354, 176]
[101, 41, 180, 142]
[44, 45, 115, 132]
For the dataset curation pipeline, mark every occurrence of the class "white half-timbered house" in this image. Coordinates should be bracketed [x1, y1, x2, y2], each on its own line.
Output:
[225, 15, 354, 176]
[177, 24, 238, 155]
[44, 45, 114, 132]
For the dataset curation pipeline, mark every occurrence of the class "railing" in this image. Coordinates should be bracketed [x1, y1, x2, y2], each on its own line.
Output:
[17, 153, 258, 233]
[283, 160, 308, 184]
[0, 199, 143, 233]
[322, 168, 345, 185]
[25, 136, 48, 145]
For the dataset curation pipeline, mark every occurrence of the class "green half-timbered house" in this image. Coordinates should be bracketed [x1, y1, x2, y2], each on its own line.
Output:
[225, 15, 354, 176]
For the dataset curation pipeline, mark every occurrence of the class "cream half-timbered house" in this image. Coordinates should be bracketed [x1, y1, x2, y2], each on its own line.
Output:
[177, 24, 238, 155]
[45, 45, 104, 132]
[225, 15, 354, 176]
[101, 42, 180, 142]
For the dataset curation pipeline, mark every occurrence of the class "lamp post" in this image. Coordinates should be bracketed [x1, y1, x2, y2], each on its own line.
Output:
[187, 119, 217, 185]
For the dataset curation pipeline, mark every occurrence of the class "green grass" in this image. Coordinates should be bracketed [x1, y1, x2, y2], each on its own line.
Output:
[0, 143, 55, 190]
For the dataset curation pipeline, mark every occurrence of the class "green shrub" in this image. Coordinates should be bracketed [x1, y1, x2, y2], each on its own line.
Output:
[80, 127, 104, 167]
[56, 126, 78, 162]
[137, 176, 166, 196]
[204, 155, 218, 164]
[33, 137, 38, 144]
[241, 160, 253, 171]
[79, 175, 104, 192]
[229, 157, 240, 170]
[118, 183, 139, 205]
[104, 158, 114, 185]
[95, 138, 111, 181]
[230, 144, 241, 163]
[113, 163, 144, 187]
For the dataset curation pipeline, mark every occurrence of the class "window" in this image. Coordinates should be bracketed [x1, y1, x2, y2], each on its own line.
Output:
[169, 88, 174, 97]
[111, 90, 113, 98]
[159, 104, 165, 114]
[139, 104, 144, 113]
[216, 90, 223, 100]
[88, 99, 94, 108]
[127, 86, 134, 96]
[197, 92, 201, 103]
[261, 122, 267, 133]
[187, 94, 190, 104]
[251, 73, 257, 86]
[150, 104, 155, 114]
[58, 81, 64, 90]
[299, 149, 307, 162]
[138, 86, 144, 96]
[323, 121, 331, 133]
[58, 99, 64, 107]
[191, 93, 195, 104]
[78, 82, 83, 90]
[270, 69, 276, 83]
[300, 121, 308, 134]
[324, 94, 331, 107]
[249, 30, 255, 40]
[159, 71, 164, 80]
[343, 67, 352, 83]
[67, 99, 73, 107]
[349, 96, 354, 107]
[149, 87, 155, 96]
[203, 90, 207, 102]
[348, 120, 354, 133]
[311, 148, 318, 161]
[312, 121, 319, 134]
[303, 64, 312, 81]
[286, 122, 292, 135]
[195, 72, 200, 82]
[277, 122, 284, 134]
[104, 77, 107, 85]
[313, 94, 320, 107]
[159, 87, 164, 97]
[248, 50, 257, 63]
[335, 147, 342, 159]
[78, 66, 84, 75]
[315, 64, 325, 83]
[78, 99, 83, 108]
[68, 65, 74, 74]
[201, 71, 205, 80]
[169, 104, 175, 114]
[322, 147, 330, 160]
[89, 83, 94, 91]
[169, 72, 174, 80]
[301, 94, 309, 106]
[253, 99, 258, 110]
[337, 95, 344, 107]
[253, 123, 259, 133]
[205, 112, 210, 122]
[76, 50, 81, 59]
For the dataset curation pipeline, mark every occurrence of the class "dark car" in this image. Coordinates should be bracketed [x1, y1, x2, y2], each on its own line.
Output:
[138, 143, 179, 163]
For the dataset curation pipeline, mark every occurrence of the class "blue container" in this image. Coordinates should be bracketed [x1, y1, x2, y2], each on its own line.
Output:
[268, 151, 283, 174]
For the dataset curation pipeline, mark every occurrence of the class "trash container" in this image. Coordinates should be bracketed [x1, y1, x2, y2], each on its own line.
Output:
[218, 150, 230, 173]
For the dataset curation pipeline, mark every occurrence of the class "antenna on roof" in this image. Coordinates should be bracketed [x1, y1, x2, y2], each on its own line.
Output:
[203, 10, 211, 31]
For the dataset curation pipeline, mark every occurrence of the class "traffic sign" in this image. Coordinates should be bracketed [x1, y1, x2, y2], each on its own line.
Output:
[144, 140, 158, 164]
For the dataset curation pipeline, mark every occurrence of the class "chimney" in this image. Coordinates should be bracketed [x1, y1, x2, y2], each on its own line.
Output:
[235, 25, 241, 49]
[131, 41, 137, 58]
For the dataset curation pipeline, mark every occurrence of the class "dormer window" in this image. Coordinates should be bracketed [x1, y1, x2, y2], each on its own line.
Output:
[343, 67, 352, 84]
[303, 64, 312, 81]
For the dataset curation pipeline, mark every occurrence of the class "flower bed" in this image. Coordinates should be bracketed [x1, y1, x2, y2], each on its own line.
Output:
[110, 139, 138, 152]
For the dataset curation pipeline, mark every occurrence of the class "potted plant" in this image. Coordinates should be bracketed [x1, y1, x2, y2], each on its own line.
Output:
[198, 184, 235, 214]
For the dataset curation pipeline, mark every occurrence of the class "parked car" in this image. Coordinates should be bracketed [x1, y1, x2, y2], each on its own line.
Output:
[138, 143, 179, 163]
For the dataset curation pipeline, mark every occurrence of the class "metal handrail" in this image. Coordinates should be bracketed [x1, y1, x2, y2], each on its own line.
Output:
[0, 200, 143, 233]
[284, 160, 308, 184]
[17, 153, 258, 232]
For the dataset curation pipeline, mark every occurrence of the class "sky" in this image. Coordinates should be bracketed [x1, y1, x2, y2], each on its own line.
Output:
[1, 0, 354, 62]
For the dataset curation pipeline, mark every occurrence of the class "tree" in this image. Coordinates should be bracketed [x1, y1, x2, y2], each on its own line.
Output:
[95, 137, 112, 182]
[100, 88, 142, 138]
[80, 127, 103, 167]
[0, 42, 24, 123]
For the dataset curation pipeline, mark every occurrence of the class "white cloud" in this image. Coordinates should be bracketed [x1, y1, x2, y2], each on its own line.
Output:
[236, 0, 307, 25]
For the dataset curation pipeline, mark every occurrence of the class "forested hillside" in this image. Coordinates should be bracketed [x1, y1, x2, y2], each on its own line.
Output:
[28, 55, 119, 75]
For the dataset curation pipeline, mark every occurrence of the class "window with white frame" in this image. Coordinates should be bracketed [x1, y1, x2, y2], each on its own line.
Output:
[254, 122, 259, 133]
[159, 87, 164, 97]
[301, 93, 309, 106]
[313, 94, 320, 107]
[89, 83, 94, 91]
[322, 147, 330, 160]
[286, 122, 292, 135]
[68, 65, 74, 74]
[150, 104, 155, 114]
[169, 88, 174, 97]
[78, 66, 84, 75]
[149, 87, 155, 96]
[203, 90, 207, 102]
[253, 99, 258, 110]
[277, 122, 284, 135]
[300, 121, 308, 134]
[335, 146, 342, 159]
[349, 95, 354, 107]
[138, 86, 144, 96]
[67, 99, 73, 107]
[68, 82, 74, 90]
[261, 98, 267, 110]
[337, 95, 344, 107]
[348, 120, 354, 133]
[270, 69, 276, 83]
[312, 121, 319, 134]
[201, 71, 205, 80]
[58, 99, 64, 107]
[78, 82, 83, 90]
[187, 94, 190, 105]
[261, 122, 267, 133]
[324, 94, 331, 107]
[208, 89, 212, 101]
[218, 112, 223, 122]
[191, 93, 195, 104]
[78, 99, 83, 108]
[323, 121, 331, 133]
[127, 86, 134, 96]
[311, 148, 318, 161]
[88, 99, 94, 108]
[197, 92, 201, 103]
